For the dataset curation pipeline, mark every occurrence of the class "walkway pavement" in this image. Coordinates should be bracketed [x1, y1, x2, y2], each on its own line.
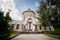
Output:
[11, 34, 59, 40]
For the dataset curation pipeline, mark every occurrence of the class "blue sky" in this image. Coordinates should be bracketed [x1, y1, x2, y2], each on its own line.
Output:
[15, 0, 46, 16]
[0, 0, 46, 20]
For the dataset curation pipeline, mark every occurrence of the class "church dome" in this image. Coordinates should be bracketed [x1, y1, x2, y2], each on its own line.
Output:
[22, 8, 36, 15]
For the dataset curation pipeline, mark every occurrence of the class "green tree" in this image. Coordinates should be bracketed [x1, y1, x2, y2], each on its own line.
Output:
[37, 0, 60, 28]
[47, 0, 60, 27]
[0, 10, 12, 40]
[37, 1, 48, 27]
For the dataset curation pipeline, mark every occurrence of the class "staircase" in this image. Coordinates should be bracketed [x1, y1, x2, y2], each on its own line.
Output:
[20, 31, 43, 34]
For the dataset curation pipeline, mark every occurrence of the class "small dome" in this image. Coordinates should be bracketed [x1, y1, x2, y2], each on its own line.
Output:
[22, 8, 36, 15]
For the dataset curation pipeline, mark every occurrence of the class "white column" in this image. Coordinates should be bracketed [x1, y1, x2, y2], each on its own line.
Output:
[46, 26, 50, 31]
[13, 24, 17, 31]
[41, 26, 44, 31]
[50, 26, 54, 31]
[19, 24, 22, 31]
[37, 25, 40, 31]
[32, 24, 35, 31]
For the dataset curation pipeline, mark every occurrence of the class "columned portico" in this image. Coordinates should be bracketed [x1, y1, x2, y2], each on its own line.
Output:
[10, 8, 54, 33]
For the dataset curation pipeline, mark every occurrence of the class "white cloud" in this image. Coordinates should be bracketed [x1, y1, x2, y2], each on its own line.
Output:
[21, 6, 28, 11]
[19, 16, 22, 20]
[35, 2, 39, 7]
[0, 0, 22, 20]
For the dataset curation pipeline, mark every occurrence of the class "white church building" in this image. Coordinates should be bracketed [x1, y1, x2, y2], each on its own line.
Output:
[10, 8, 54, 32]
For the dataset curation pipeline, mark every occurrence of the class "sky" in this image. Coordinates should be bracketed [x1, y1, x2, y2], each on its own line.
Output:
[0, 0, 46, 20]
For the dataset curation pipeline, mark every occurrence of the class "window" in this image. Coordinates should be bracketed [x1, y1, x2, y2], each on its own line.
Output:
[16, 24, 19, 30]
[22, 24, 24, 29]
[39, 25, 41, 30]
[12, 24, 14, 28]
[35, 25, 37, 31]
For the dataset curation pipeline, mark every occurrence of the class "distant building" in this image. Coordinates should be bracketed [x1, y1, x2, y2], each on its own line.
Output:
[10, 8, 54, 32]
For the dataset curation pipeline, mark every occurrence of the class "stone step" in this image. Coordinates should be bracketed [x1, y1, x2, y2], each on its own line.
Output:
[20, 31, 43, 34]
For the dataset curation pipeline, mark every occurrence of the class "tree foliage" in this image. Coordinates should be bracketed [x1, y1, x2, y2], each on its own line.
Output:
[48, 0, 60, 27]
[37, 1, 48, 27]
[37, 0, 60, 28]
[0, 11, 12, 40]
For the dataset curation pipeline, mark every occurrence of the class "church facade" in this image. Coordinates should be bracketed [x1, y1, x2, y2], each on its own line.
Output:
[10, 9, 54, 32]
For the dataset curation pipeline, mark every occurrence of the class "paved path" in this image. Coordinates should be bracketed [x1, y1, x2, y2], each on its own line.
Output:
[11, 34, 59, 40]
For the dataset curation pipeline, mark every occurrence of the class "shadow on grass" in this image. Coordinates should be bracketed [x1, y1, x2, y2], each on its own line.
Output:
[43, 28, 60, 39]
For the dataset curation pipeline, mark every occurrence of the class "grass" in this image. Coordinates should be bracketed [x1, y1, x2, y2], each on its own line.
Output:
[44, 28, 60, 38]
[10, 31, 18, 38]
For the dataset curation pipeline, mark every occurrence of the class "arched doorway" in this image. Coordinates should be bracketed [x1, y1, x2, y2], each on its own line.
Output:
[24, 18, 35, 31]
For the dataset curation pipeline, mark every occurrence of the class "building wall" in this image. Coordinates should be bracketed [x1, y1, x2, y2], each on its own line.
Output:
[22, 12, 35, 21]
[10, 9, 54, 32]
[11, 23, 54, 32]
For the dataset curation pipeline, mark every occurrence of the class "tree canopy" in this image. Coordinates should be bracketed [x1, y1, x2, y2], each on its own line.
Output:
[0, 10, 12, 40]
[37, 0, 60, 28]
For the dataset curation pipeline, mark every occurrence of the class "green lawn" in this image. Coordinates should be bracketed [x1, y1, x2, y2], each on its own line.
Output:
[10, 31, 18, 38]
[44, 28, 60, 38]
